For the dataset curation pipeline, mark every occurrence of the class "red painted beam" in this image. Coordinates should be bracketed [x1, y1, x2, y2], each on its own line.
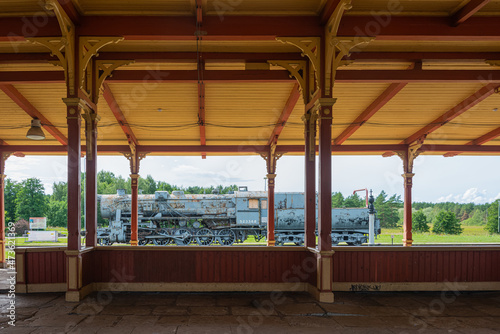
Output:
[338, 16, 500, 41]
[0, 84, 67, 145]
[79, 16, 322, 40]
[320, 0, 343, 25]
[102, 83, 139, 146]
[334, 82, 407, 145]
[420, 144, 500, 153]
[444, 127, 500, 156]
[57, 0, 81, 25]
[402, 84, 499, 145]
[109, 70, 294, 83]
[95, 52, 305, 62]
[4, 69, 500, 84]
[1, 144, 499, 155]
[267, 83, 301, 146]
[4, 15, 500, 41]
[0, 71, 64, 84]
[452, 0, 491, 26]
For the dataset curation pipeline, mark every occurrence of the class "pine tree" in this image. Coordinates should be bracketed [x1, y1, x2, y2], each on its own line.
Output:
[413, 210, 430, 233]
[331, 192, 344, 208]
[432, 211, 463, 235]
[485, 200, 499, 234]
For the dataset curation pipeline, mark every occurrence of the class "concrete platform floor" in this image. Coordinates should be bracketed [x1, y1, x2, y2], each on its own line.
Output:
[1, 286, 500, 334]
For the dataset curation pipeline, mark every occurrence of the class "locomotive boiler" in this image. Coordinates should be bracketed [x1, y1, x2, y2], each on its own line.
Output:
[96, 187, 380, 246]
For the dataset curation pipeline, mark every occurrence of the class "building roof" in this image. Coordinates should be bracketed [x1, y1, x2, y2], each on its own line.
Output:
[1, 0, 500, 157]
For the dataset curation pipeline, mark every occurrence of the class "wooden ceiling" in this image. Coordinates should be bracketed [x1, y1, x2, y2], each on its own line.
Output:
[1, 0, 500, 157]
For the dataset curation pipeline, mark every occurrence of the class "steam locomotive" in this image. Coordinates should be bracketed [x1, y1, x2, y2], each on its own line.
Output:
[96, 187, 380, 246]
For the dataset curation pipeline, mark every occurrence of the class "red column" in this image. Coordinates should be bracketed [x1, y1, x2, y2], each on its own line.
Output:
[85, 115, 98, 248]
[318, 105, 333, 252]
[130, 173, 139, 246]
[267, 173, 276, 246]
[65, 100, 82, 251]
[402, 172, 414, 246]
[0, 154, 5, 267]
[304, 112, 316, 249]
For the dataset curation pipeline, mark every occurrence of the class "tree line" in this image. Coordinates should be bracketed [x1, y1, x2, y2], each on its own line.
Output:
[332, 190, 499, 235]
[4, 172, 499, 235]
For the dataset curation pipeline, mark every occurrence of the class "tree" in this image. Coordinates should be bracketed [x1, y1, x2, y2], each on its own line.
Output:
[51, 181, 67, 201]
[485, 200, 499, 234]
[4, 179, 20, 223]
[432, 211, 463, 235]
[413, 210, 430, 233]
[332, 192, 344, 208]
[344, 193, 364, 208]
[374, 191, 402, 228]
[46, 200, 67, 227]
[15, 178, 47, 221]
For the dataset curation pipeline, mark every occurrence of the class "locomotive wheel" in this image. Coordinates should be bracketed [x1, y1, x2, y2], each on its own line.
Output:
[196, 228, 214, 246]
[216, 229, 235, 246]
[138, 238, 149, 246]
[98, 238, 110, 246]
[153, 237, 170, 246]
[174, 228, 192, 246]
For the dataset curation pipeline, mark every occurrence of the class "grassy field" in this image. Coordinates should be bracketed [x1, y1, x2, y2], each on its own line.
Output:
[10, 225, 500, 246]
[378, 225, 500, 245]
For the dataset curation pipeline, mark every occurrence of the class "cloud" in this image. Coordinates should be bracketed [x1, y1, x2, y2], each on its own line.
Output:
[437, 188, 492, 204]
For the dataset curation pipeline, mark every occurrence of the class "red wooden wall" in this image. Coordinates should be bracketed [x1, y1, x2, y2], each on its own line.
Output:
[333, 249, 500, 282]
[25, 250, 66, 284]
[89, 249, 316, 285]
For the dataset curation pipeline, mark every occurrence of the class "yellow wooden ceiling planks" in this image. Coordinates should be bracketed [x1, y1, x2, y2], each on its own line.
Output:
[343, 82, 486, 144]
[103, 82, 199, 143]
[204, 82, 296, 144]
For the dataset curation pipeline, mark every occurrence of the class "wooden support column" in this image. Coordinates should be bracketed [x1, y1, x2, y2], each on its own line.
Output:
[303, 110, 317, 249]
[64, 98, 82, 251]
[84, 112, 99, 248]
[397, 142, 422, 247]
[130, 173, 139, 246]
[123, 145, 144, 247]
[0, 153, 6, 268]
[261, 143, 281, 246]
[317, 99, 335, 251]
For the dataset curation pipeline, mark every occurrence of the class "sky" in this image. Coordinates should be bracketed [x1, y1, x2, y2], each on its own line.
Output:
[4, 154, 500, 204]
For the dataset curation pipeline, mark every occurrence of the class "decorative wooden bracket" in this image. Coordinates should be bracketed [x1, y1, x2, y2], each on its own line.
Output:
[302, 109, 318, 162]
[275, 37, 321, 93]
[79, 37, 124, 100]
[95, 60, 134, 93]
[268, 60, 307, 100]
[123, 144, 147, 175]
[397, 140, 424, 174]
[260, 142, 284, 175]
[325, 36, 374, 94]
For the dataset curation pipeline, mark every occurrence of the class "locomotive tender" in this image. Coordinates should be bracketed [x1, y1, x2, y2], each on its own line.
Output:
[97, 187, 380, 246]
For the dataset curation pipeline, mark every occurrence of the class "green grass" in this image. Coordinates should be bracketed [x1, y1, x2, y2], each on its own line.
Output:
[378, 225, 500, 245]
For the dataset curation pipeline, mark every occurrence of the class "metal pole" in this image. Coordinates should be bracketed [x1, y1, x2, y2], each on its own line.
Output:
[368, 189, 375, 245]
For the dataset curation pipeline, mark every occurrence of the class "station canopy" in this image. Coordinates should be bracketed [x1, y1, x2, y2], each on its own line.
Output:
[1, 0, 500, 157]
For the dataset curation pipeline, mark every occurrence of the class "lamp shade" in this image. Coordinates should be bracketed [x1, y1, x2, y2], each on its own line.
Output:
[26, 118, 45, 140]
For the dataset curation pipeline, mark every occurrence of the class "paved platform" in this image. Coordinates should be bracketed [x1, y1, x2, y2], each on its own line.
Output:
[1, 286, 500, 334]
